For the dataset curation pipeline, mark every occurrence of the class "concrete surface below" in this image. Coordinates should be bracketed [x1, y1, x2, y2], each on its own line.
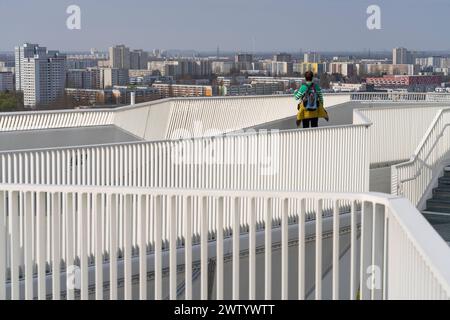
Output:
[0, 125, 142, 152]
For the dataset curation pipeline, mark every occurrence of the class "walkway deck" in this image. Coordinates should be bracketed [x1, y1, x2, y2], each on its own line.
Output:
[0, 125, 142, 152]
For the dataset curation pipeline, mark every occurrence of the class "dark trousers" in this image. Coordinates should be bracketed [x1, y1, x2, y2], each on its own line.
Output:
[302, 118, 319, 128]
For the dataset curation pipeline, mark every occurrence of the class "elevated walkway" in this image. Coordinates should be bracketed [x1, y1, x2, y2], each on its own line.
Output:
[1, 93, 450, 300]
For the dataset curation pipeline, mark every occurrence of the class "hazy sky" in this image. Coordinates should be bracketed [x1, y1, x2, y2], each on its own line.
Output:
[0, 0, 449, 52]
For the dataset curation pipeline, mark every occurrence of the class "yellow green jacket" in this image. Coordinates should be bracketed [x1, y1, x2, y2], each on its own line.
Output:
[294, 82, 328, 120]
[296, 100, 328, 121]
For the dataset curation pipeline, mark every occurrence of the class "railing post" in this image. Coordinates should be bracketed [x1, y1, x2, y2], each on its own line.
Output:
[360, 201, 373, 300]
[372, 204, 385, 300]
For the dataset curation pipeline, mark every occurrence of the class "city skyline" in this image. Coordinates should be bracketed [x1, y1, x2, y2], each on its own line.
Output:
[1, 0, 450, 52]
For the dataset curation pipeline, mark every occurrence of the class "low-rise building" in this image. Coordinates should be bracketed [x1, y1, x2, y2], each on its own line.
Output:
[65, 88, 113, 106]
[112, 86, 160, 104]
[293, 63, 326, 75]
[65, 85, 160, 107]
[152, 83, 212, 98]
[330, 82, 367, 92]
[212, 61, 235, 75]
[362, 64, 419, 76]
[328, 62, 356, 77]
[365, 75, 442, 92]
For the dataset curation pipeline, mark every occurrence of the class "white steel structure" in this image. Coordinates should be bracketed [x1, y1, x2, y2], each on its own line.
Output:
[0, 93, 450, 300]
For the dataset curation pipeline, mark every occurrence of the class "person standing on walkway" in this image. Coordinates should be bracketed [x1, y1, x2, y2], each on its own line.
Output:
[294, 71, 329, 128]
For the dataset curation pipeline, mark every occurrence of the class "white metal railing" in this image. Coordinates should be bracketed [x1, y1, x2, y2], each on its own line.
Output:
[392, 109, 450, 206]
[3, 93, 450, 141]
[0, 185, 449, 300]
[0, 124, 370, 194]
[0, 95, 351, 139]
[351, 92, 450, 103]
[112, 94, 352, 141]
[166, 96, 296, 139]
[2, 93, 450, 136]
[355, 106, 449, 165]
[0, 109, 114, 132]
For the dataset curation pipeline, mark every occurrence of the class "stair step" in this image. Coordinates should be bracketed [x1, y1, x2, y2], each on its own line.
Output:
[423, 210, 450, 217]
[426, 200, 450, 213]
[428, 198, 450, 205]
[438, 183, 450, 190]
[439, 177, 450, 185]
[432, 190, 450, 201]
[426, 207, 450, 214]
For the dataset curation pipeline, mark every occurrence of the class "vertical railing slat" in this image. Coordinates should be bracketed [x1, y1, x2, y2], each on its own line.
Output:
[281, 198, 289, 300]
[52, 193, 61, 300]
[332, 199, 340, 300]
[200, 197, 208, 300]
[124, 195, 132, 300]
[169, 195, 177, 300]
[139, 195, 147, 300]
[265, 198, 272, 301]
[216, 197, 224, 300]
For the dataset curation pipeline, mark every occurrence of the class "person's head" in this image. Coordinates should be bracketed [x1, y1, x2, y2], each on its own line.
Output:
[304, 71, 314, 82]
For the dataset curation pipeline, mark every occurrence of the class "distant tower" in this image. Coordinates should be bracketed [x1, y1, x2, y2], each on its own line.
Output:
[393, 47, 410, 64]
[217, 46, 220, 59]
[252, 37, 256, 55]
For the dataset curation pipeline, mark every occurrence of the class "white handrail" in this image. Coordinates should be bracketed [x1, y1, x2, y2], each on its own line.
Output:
[0, 185, 448, 300]
[392, 109, 450, 205]
[1, 93, 449, 139]
[351, 92, 450, 103]
[0, 124, 370, 197]
[0, 109, 115, 132]
[355, 106, 449, 165]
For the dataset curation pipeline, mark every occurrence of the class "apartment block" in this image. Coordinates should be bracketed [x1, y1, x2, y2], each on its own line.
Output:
[152, 83, 212, 98]
[16, 44, 66, 107]
[0, 72, 14, 92]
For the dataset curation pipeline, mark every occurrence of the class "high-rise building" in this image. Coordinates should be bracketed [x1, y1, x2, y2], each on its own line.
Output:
[130, 50, 149, 70]
[393, 47, 413, 65]
[66, 68, 102, 89]
[270, 61, 293, 76]
[15, 44, 66, 107]
[0, 72, 14, 92]
[235, 53, 253, 71]
[212, 61, 235, 75]
[328, 62, 356, 77]
[109, 45, 131, 69]
[14, 43, 47, 91]
[293, 63, 326, 75]
[274, 53, 292, 63]
[66, 57, 99, 69]
[304, 52, 321, 63]
[416, 56, 446, 69]
[235, 53, 253, 63]
[152, 49, 163, 58]
[99, 68, 128, 88]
